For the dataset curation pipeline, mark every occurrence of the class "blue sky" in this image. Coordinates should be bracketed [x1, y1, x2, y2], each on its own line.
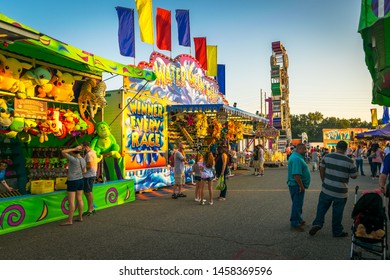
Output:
[0, 0, 376, 121]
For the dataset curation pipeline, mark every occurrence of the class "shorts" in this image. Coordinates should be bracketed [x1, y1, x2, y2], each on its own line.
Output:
[253, 160, 260, 168]
[194, 175, 202, 182]
[202, 177, 213, 181]
[174, 173, 185, 186]
[67, 178, 84, 192]
[259, 160, 265, 168]
[84, 177, 96, 193]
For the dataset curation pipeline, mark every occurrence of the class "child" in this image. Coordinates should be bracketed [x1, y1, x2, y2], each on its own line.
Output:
[0, 161, 15, 192]
[200, 151, 215, 205]
[192, 154, 203, 202]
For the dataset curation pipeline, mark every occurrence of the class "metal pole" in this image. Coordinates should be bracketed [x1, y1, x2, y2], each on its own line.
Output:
[260, 89, 263, 115]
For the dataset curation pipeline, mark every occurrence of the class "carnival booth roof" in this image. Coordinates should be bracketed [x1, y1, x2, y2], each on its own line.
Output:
[356, 123, 390, 139]
[167, 104, 269, 122]
[0, 13, 156, 81]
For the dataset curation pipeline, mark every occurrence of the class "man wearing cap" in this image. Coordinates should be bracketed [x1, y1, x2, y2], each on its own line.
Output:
[81, 141, 98, 216]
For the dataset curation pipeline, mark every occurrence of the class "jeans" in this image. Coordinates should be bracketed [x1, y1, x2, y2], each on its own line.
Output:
[312, 192, 347, 235]
[289, 185, 305, 227]
[355, 159, 364, 175]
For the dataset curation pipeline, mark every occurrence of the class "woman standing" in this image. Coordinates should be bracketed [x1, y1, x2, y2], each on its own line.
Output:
[192, 154, 203, 202]
[61, 146, 86, 226]
[215, 145, 229, 200]
[199, 151, 215, 205]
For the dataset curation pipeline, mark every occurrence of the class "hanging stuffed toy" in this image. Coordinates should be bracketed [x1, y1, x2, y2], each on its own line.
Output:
[195, 113, 208, 138]
[212, 119, 222, 139]
[91, 121, 121, 161]
[49, 70, 82, 102]
[0, 54, 32, 93]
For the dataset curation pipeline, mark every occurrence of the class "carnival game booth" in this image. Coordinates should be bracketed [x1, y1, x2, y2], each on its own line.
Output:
[0, 14, 156, 235]
[117, 51, 268, 192]
[323, 128, 370, 149]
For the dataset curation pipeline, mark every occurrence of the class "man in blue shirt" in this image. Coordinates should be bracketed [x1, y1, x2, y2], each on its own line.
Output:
[287, 143, 311, 232]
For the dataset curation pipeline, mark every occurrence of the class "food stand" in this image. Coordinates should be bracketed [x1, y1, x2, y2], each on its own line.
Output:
[0, 13, 155, 235]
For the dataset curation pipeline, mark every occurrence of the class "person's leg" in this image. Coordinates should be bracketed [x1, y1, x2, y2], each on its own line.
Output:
[331, 197, 347, 236]
[289, 186, 302, 227]
[199, 180, 205, 204]
[310, 192, 333, 234]
[76, 189, 84, 221]
[66, 191, 76, 224]
[208, 180, 213, 205]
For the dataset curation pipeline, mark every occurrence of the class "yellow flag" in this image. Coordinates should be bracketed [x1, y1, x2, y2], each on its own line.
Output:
[135, 0, 154, 44]
[371, 108, 378, 127]
[207, 45, 217, 76]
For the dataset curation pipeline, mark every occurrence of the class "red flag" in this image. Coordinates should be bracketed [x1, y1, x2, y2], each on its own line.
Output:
[194, 37, 207, 70]
[156, 8, 171, 51]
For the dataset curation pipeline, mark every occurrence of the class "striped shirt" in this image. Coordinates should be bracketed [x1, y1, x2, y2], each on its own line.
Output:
[320, 153, 357, 198]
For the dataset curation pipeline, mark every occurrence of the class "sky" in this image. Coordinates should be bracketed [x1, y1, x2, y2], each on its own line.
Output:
[0, 0, 378, 122]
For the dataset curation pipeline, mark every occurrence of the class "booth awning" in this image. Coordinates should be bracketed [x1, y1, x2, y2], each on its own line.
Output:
[167, 104, 269, 123]
[0, 13, 156, 81]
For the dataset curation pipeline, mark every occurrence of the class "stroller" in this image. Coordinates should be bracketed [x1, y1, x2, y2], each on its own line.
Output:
[350, 186, 388, 260]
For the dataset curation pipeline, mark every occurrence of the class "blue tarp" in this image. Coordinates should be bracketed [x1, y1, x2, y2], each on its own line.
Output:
[356, 123, 390, 139]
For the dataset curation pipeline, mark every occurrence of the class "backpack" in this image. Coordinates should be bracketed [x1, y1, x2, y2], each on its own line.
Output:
[169, 151, 176, 167]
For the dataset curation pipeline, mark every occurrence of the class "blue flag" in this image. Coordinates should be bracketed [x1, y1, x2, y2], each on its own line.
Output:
[175, 9, 191, 47]
[217, 64, 226, 95]
[116, 6, 135, 57]
[383, 106, 389, 124]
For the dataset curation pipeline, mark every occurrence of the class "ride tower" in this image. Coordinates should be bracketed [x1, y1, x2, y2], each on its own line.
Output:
[270, 41, 292, 150]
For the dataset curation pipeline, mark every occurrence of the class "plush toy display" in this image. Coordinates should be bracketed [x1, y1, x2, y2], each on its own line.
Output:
[227, 120, 236, 141]
[0, 98, 12, 130]
[212, 119, 222, 139]
[0, 54, 32, 92]
[91, 121, 121, 161]
[195, 113, 208, 138]
[49, 70, 82, 102]
[78, 79, 107, 120]
[18, 67, 52, 99]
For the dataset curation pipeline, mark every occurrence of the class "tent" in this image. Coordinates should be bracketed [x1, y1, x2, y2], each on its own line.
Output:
[356, 123, 390, 139]
[359, 0, 390, 106]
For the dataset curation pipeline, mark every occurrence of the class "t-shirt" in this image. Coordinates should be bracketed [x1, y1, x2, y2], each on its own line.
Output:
[0, 169, 5, 181]
[287, 151, 311, 189]
[174, 150, 185, 175]
[320, 153, 357, 199]
[84, 149, 98, 178]
[192, 162, 202, 177]
[199, 162, 214, 179]
[66, 154, 86, 181]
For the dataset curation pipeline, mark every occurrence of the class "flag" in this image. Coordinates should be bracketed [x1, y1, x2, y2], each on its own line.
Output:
[371, 108, 378, 126]
[156, 8, 171, 51]
[207, 45, 217, 76]
[175, 9, 191, 47]
[383, 106, 389, 123]
[359, 0, 390, 106]
[217, 64, 225, 95]
[135, 0, 154, 44]
[116, 7, 135, 57]
[194, 37, 207, 70]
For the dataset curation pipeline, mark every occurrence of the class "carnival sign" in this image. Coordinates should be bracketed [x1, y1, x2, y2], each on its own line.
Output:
[258, 127, 280, 138]
[124, 51, 229, 106]
[14, 99, 47, 120]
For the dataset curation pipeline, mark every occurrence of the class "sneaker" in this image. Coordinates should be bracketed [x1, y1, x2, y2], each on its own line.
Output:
[200, 201, 205, 205]
[209, 201, 214, 205]
[290, 225, 305, 232]
[194, 198, 200, 202]
[82, 210, 96, 217]
[309, 225, 322, 236]
[177, 193, 187, 197]
[172, 194, 178, 199]
[218, 197, 226, 201]
[257, 174, 262, 177]
[333, 232, 348, 238]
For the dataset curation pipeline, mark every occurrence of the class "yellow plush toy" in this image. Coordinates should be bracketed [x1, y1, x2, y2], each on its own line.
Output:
[49, 70, 82, 102]
[227, 120, 236, 141]
[355, 224, 385, 239]
[195, 113, 208, 138]
[212, 119, 222, 139]
[0, 54, 32, 92]
[18, 67, 52, 99]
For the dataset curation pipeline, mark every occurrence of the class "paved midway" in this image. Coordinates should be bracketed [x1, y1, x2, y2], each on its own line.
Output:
[0, 162, 386, 260]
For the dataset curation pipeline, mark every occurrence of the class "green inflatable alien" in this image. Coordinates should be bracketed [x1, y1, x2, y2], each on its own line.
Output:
[91, 121, 121, 161]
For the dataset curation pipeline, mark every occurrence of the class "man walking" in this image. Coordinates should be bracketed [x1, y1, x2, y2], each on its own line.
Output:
[309, 140, 357, 237]
[81, 141, 98, 216]
[258, 144, 265, 177]
[287, 143, 311, 232]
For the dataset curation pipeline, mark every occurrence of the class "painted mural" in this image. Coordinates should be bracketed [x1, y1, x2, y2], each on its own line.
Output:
[124, 51, 229, 105]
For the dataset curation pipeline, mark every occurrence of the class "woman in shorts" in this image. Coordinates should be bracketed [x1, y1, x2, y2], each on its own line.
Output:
[200, 151, 215, 205]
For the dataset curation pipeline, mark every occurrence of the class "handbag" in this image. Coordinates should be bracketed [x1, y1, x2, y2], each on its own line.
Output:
[215, 176, 225, 191]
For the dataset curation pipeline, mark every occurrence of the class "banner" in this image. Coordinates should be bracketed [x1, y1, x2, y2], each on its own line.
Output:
[207, 45, 217, 76]
[156, 8, 171, 51]
[194, 37, 207, 70]
[217, 64, 225, 95]
[371, 108, 378, 126]
[116, 7, 135, 57]
[135, 0, 154, 44]
[383, 106, 389, 123]
[175, 9, 191, 47]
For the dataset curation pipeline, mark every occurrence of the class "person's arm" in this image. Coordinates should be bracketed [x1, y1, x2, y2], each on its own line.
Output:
[293, 174, 305, 193]
[61, 146, 82, 157]
[221, 153, 227, 174]
[319, 166, 325, 182]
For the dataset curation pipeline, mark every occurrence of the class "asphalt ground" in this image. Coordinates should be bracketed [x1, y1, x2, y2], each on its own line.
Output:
[0, 162, 388, 260]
